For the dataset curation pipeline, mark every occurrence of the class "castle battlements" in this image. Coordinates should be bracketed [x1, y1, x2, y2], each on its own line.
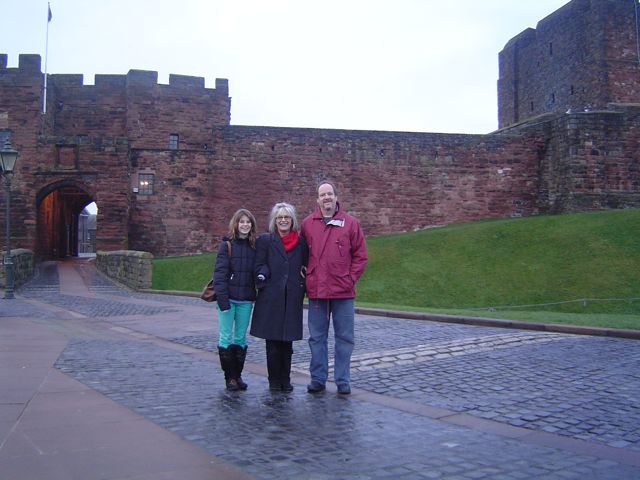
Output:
[0, 54, 43, 75]
[0, 53, 228, 95]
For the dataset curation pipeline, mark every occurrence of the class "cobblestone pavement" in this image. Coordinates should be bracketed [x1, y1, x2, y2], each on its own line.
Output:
[4, 261, 640, 479]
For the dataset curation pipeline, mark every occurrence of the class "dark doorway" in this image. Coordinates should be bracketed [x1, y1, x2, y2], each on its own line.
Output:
[37, 183, 94, 259]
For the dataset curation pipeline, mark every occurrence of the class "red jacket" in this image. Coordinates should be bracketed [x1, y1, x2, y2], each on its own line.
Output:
[301, 202, 368, 299]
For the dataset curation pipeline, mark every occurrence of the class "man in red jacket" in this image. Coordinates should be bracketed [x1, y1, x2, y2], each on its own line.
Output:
[301, 180, 368, 395]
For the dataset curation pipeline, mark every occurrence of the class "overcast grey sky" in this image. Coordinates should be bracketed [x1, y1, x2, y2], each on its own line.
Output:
[3, 0, 570, 134]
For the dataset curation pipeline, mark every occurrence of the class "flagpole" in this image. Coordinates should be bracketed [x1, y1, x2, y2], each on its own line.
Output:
[635, 0, 640, 65]
[43, 3, 51, 114]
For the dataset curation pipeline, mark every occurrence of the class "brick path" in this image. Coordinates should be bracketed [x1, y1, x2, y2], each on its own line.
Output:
[1, 258, 639, 479]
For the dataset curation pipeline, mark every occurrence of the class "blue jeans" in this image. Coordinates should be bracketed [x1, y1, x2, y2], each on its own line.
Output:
[307, 298, 355, 386]
[217, 301, 253, 348]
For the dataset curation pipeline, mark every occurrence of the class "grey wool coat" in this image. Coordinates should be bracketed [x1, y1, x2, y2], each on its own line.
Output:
[250, 232, 308, 341]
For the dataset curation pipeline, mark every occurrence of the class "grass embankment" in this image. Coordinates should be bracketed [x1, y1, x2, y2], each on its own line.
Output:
[152, 209, 640, 330]
[152, 253, 216, 293]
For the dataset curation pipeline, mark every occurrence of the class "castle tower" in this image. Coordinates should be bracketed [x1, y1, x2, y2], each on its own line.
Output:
[0, 54, 231, 258]
[498, 0, 640, 128]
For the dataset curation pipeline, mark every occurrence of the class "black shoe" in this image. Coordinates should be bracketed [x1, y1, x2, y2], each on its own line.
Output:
[337, 384, 351, 395]
[226, 379, 240, 391]
[269, 381, 282, 392]
[281, 382, 294, 392]
[307, 381, 326, 393]
[237, 377, 248, 390]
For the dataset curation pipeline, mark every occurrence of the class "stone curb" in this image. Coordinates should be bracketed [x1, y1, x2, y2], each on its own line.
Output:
[355, 307, 640, 340]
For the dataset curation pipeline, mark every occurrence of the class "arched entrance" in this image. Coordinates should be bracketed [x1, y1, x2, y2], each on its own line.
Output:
[36, 182, 95, 259]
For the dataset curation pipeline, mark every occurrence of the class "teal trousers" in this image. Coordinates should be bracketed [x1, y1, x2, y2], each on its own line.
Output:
[217, 301, 253, 348]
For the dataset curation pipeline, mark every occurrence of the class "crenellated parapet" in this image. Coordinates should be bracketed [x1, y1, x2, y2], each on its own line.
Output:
[0, 54, 42, 75]
[0, 53, 227, 92]
[0, 53, 231, 149]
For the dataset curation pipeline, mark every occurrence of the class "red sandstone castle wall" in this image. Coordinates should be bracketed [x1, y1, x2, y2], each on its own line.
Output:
[498, 0, 640, 128]
[128, 126, 542, 256]
[499, 105, 640, 214]
[540, 109, 640, 212]
[125, 109, 640, 257]
[0, 55, 50, 252]
[125, 71, 230, 150]
[49, 74, 128, 137]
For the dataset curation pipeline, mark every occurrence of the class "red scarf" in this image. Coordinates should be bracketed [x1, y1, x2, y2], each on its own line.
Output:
[280, 230, 299, 252]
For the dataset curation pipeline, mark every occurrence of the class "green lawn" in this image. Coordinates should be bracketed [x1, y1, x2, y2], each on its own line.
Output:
[152, 209, 640, 330]
[152, 253, 215, 293]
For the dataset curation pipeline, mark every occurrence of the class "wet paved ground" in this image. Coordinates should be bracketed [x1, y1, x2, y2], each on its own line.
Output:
[2, 259, 640, 479]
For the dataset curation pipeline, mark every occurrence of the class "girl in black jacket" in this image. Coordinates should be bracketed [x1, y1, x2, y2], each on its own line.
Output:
[213, 209, 257, 391]
[250, 202, 308, 392]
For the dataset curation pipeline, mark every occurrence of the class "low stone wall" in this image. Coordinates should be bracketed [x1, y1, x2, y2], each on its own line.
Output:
[0, 249, 35, 288]
[95, 250, 153, 290]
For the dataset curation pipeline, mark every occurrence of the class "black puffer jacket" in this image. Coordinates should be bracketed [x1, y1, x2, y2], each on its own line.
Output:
[213, 236, 257, 311]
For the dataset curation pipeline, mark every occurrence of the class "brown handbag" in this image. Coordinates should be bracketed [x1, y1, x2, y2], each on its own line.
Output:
[200, 241, 231, 302]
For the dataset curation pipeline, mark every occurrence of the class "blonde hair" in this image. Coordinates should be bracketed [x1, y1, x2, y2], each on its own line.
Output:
[268, 202, 299, 233]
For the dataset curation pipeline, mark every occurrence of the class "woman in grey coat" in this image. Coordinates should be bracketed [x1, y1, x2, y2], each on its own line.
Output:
[250, 202, 308, 392]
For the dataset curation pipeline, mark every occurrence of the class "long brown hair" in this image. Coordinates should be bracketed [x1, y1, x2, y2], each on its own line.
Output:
[228, 209, 257, 249]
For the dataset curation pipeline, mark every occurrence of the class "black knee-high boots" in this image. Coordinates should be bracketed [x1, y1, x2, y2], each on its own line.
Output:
[266, 340, 293, 392]
[218, 345, 248, 391]
[232, 344, 248, 390]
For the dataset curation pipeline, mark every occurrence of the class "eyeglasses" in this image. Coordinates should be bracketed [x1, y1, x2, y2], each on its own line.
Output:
[276, 215, 291, 221]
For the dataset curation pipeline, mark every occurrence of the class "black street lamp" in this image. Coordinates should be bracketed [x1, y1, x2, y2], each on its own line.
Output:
[0, 139, 18, 299]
